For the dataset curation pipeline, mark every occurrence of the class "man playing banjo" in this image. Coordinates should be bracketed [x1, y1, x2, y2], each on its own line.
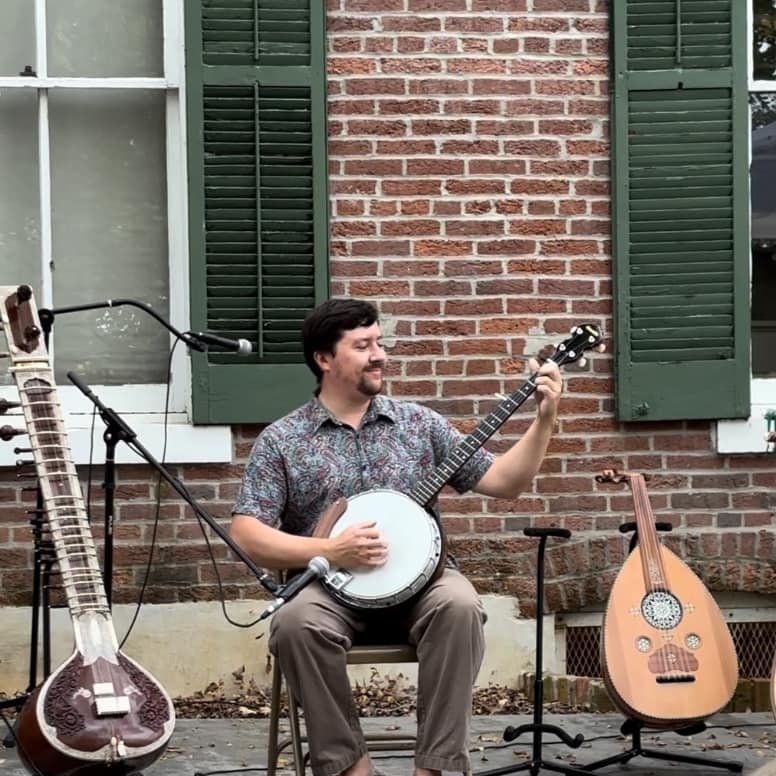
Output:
[230, 299, 563, 776]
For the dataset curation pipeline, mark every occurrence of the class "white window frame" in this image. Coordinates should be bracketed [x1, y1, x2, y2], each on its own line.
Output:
[717, 2, 776, 455]
[0, 0, 231, 466]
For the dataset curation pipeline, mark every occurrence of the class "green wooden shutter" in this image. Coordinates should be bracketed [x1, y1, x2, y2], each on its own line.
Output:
[612, 0, 750, 421]
[186, 0, 329, 424]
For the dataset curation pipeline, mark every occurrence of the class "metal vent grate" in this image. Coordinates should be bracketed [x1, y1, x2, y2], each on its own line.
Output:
[565, 625, 602, 678]
[565, 621, 776, 679]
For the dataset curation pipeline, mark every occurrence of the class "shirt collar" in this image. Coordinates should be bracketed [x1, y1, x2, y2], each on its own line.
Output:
[308, 394, 397, 431]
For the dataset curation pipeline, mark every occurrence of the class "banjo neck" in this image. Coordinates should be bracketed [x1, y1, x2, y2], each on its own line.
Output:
[408, 376, 541, 508]
[408, 322, 604, 509]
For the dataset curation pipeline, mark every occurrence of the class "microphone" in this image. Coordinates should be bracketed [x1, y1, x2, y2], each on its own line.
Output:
[259, 556, 330, 620]
[184, 330, 253, 356]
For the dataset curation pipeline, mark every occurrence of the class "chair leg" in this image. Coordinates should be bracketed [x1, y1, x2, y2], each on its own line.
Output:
[266, 658, 283, 776]
[288, 689, 306, 776]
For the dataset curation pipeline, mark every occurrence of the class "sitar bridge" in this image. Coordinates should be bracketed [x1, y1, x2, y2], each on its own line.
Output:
[93, 682, 131, 716]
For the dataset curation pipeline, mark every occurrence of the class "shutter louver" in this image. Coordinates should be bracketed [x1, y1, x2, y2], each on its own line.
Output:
[204, 85, 315, 359]
[612, 0, 749, 421]
[202, 0, 311, 66]
[187, 1, 328, 423]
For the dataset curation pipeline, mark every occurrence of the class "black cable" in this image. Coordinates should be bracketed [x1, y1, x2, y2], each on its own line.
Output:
[117, 342, 177, 650]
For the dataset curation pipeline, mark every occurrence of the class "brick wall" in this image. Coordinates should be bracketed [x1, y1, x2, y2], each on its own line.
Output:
[2, 0, 776, 615]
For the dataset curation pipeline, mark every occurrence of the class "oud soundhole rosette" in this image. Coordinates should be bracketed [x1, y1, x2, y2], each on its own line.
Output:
[685, 633, 701, 650]
[641, 590, 683, 630]
[636, 636, 652, 653]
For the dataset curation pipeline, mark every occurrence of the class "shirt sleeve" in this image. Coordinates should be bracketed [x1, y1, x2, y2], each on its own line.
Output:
[231, 428, 287, 528]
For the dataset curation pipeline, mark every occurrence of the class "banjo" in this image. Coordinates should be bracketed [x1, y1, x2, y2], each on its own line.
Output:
[313, 323, 604, 611]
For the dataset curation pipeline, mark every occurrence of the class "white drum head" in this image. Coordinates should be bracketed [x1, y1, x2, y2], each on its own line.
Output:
[324, 489, 442, 607]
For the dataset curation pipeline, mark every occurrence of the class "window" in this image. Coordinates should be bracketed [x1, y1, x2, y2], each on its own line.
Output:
[718, 0, 776, 453]
[0, 0, 329, 464]
[0, 0, 227, 466]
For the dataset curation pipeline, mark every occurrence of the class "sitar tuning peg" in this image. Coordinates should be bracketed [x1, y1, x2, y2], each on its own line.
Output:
[0, 398, 21, 414]
[0, 424, 27, 441]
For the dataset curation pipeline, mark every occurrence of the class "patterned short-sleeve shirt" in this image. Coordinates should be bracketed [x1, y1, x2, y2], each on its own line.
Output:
[233, 395, 494, 536]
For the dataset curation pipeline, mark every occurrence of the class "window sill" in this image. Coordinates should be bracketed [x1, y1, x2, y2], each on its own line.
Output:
[716, 378, 776, 454]
[0, 413, 233, 467]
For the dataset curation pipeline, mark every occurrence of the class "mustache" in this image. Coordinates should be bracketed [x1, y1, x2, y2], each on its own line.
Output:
[365, 361, 386, 370]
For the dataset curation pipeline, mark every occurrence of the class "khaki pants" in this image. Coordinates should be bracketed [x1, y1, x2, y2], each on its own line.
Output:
[269, 568, 485, 776]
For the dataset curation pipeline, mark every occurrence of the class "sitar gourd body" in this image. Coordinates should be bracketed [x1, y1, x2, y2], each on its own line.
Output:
[1, 285, 175, 775]
[600, 470, 738, 729]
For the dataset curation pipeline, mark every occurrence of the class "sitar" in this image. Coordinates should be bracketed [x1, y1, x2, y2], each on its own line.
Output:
[1, 285, 175, 775]
[599, 469, 738, 728]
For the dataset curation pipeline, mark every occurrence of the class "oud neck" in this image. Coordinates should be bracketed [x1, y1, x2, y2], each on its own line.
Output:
[630, 474, 668, 592]
[12, 360, 111, 618]
[409, 373, 539, 507]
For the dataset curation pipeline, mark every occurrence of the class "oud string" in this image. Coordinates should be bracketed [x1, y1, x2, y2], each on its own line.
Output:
[631, 474, 688, 675]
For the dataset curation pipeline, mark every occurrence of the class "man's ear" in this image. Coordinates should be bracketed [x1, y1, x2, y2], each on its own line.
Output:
[314, 349, 331, 374]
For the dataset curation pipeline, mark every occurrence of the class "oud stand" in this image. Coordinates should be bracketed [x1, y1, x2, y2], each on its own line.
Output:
[477, 527, 589, 776]
[581, 718, 742, 773]
[581, 521, 742, 774]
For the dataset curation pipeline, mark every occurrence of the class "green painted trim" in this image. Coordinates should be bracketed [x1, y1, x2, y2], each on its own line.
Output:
[185, 0, 330, 425]
[612, 0, 750, 422]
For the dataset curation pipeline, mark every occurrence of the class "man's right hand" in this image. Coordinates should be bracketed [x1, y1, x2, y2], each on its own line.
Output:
[328, 520, 389, 569]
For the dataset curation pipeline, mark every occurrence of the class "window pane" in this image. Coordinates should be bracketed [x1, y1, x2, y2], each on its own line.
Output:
[0, 0, 35, 77]
[47, 0, 163, 78]
[0, 89, 42, 387]
[750, 92, 776, 376]
[49, 89, 169, 385]
[0, 90, 41, 287]
[754, 1, 776, 80]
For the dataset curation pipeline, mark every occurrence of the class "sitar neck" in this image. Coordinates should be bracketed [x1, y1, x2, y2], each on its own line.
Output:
[12, 362, 110, 618]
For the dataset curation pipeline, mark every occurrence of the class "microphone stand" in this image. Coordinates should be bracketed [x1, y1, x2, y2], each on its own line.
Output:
[38, 299, 209, 353]
[67, 371, 279, 597]
[36, 299, 232, 609]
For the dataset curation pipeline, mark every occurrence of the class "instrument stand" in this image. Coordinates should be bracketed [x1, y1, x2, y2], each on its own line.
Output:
[1, 482, 56, 747]
[581, 521, 742, 774]
[580, 717, 742, 773]
[477, 527, 589, 776]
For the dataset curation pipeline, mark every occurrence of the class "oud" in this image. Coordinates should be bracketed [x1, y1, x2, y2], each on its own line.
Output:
[599, 469, 738, 728]
[1, 285, 175, 775]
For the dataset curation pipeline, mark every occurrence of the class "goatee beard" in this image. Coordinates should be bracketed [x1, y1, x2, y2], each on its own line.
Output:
[358, 375, 382, 397]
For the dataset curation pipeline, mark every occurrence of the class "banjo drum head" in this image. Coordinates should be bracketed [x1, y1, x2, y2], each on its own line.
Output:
[323, 489, 442, 608]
